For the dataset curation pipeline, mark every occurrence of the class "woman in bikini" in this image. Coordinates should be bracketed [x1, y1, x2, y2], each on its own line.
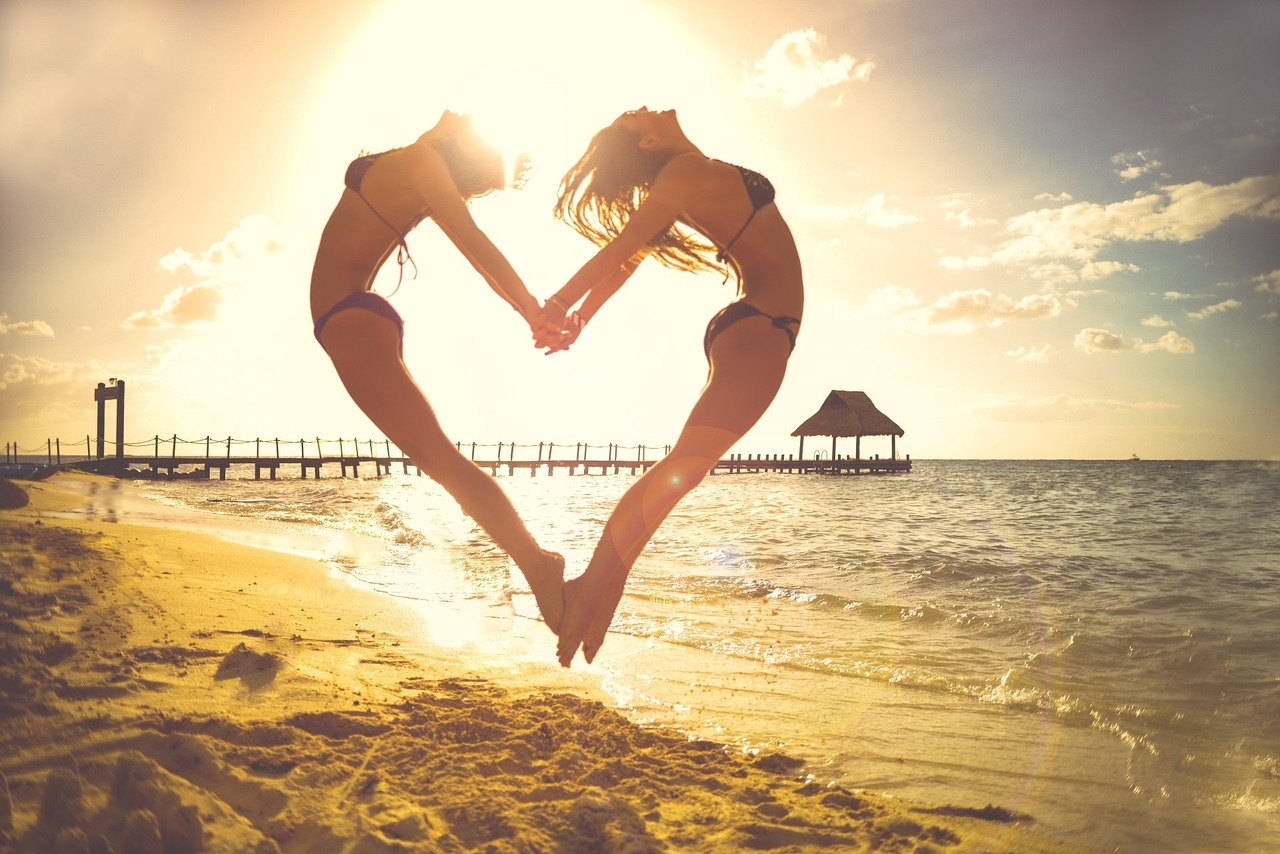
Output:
[312, 110, 564, 632]
[534, 107, 804, 667]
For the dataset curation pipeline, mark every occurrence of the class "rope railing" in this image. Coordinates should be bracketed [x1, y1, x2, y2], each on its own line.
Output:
[4, 435, 910, 480]
[3, 435, 675, 467]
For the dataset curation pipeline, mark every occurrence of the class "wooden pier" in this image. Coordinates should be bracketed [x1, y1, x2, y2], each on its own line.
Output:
[9, 436, 909, 481]
[5, 382, 914, 482]
[9, 429, 911, 481]
[67, 450, 910, 479]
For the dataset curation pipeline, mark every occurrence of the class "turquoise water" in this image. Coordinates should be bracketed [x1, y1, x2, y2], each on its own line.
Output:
[82, 460, 1280, 852]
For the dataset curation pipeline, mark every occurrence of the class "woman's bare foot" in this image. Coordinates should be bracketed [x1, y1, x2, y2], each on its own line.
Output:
[518, 550, 565, 635]
[556, 567, 627, 667]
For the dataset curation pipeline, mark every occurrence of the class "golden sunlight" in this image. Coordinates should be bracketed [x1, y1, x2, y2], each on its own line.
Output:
[288, 0, 732, 442]
[312, 0, 719, 172]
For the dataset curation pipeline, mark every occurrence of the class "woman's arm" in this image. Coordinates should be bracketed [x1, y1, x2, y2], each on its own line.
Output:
[576, 259, 636, 323]
[412, 145, 541, 323]
[536, 259, 638, 353]
[544, 152, 705, 318]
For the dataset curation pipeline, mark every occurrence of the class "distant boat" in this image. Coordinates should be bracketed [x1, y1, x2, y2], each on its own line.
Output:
[1128, 454, 1141, 462]
[0, 463, 56, 481]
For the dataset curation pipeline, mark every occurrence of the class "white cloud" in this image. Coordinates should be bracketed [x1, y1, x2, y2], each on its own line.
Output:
[952, 174, 1280, 283]
[1253, 269, 1280, 296]
[145, 339, 185, 364]
[122, 282, 224, 330]
[1136, 330, 1195, 354]
[860, 193, 918, 229]
[1163, 291, 1197, 300]
[123, 215, 283, 331]
[159, 215, 283, 279]
[741, 29, 873, 107]
[866, 286, 1070, 335]
[1142, 315, 1173, 328]
[1077, 261, 1140, 280]
[944, 208, 996, 229]
[1074, 327, 1127, 353]
[1004, 345, 1050, 363]
[1187, 299, 1242, 320]
[1111, 149, 1163, 182]
[805, 195, 917, 228]
[1033, 192, 1073, 203]
[976, 394, 1178, 422]
[938, 255, 993, 271]
[863, 284, 921, 316]
[928, 289, 1065, 329]
[1074, 327, 1195, 355]
[0, 313, 54, 337]
[0, 353, 80, 390]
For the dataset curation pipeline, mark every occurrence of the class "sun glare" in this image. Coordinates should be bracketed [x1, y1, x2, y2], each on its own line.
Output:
[288, 0, 734, 441]
[308, 0, 720, 173]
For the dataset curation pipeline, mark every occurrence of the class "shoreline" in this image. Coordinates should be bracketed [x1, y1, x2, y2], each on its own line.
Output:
[1, 474, 1094, 852]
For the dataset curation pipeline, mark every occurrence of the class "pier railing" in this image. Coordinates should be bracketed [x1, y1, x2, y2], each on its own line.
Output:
[4, 435, 910, 480]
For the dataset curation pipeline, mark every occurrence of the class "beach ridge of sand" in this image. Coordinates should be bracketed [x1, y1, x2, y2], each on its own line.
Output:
[0, 476, 1095, 853]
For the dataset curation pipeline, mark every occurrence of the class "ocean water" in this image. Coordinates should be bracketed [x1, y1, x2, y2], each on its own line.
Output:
[57, 460, 1280, 852]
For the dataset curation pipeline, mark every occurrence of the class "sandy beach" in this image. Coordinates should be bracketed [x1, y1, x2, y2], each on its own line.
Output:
[0, 474, 1097, 853]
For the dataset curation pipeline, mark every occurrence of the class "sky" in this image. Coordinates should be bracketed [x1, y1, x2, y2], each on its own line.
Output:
[2, 0, 1277, 461]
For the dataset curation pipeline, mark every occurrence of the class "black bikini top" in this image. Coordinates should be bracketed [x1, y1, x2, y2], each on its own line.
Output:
[714, 160, 776, 263]
[344, 152, 418, 292]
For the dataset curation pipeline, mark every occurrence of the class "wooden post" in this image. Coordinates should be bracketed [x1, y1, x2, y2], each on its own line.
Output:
[94, 383, 106, 458]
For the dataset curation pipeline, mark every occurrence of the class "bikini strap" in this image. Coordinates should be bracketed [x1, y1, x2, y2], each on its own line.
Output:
[715, 209, 757, 265]
[353, 190, 418, 296]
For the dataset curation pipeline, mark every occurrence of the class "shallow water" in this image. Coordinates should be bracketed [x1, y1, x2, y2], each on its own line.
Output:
[68, 460, 1280, 852]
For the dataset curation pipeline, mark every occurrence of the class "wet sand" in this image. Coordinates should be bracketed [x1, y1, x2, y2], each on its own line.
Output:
[0, 474, 1098, 853]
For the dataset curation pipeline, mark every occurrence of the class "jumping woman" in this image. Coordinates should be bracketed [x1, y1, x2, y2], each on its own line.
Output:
[311, 110, 564, 633]
[536, 107, 803, 666]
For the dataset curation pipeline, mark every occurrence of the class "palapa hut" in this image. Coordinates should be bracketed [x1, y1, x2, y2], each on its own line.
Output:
[791, 390, 905, 462]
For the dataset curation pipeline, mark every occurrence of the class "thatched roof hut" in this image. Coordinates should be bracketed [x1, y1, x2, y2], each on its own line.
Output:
[791, 390, 905, 460]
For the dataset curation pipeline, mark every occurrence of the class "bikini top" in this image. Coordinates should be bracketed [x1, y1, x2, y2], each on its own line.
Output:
[714, 160, 776, 263]
[344, 152, 419, 291]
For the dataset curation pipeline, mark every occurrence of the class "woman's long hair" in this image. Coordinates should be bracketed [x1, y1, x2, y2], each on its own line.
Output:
[554, 123, 723, 276]
[428, 116, 507, 200]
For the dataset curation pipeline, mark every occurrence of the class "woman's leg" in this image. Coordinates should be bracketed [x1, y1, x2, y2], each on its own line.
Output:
[557, 316, 793, 666]
[319, 309, 564, 632]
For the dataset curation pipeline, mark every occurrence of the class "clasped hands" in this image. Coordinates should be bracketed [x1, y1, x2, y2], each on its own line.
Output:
[530, 297, 583, 355]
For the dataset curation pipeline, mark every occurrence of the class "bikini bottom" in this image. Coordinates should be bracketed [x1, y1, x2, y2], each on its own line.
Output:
[703, 300, 800, 360]
[313, 291, 404, 345]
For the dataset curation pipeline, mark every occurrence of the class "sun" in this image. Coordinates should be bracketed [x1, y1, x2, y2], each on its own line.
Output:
[289, 0, 730, 440]
[307, 0, 713, 175]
